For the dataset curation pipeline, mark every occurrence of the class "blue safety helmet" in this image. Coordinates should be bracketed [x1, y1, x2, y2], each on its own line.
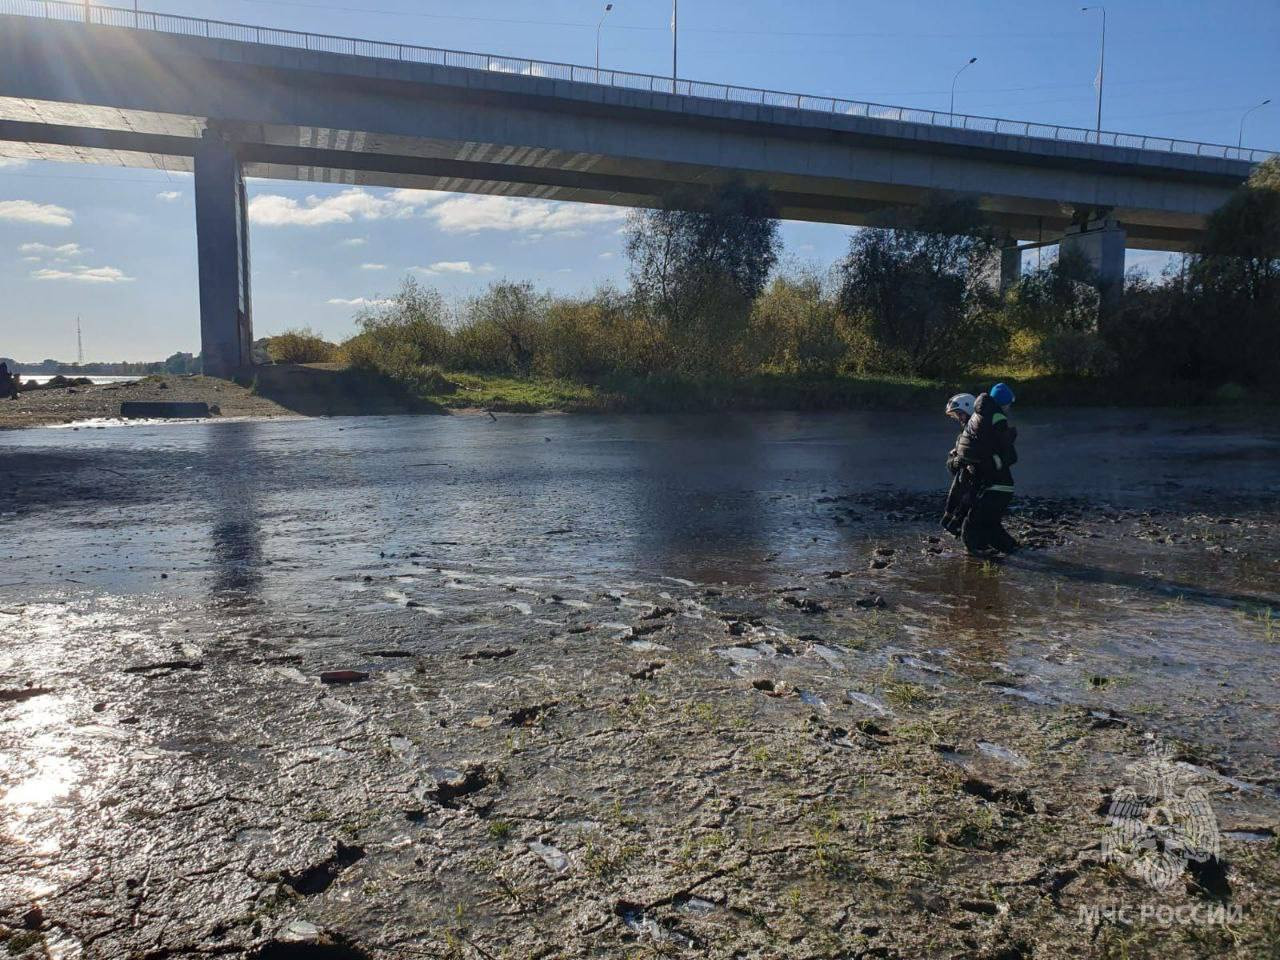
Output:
[990, 382, 1015, 406]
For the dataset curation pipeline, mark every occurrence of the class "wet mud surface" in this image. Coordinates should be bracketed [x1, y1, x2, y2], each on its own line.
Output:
[0, 376, 296, 430]
[1, 411, 1278, 958]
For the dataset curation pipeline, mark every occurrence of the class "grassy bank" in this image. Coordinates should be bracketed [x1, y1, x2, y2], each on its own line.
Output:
[259, 364, 1279, 416]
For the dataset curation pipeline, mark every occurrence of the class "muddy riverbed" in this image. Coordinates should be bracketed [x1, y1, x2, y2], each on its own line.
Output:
[1, 410, 1278, 959]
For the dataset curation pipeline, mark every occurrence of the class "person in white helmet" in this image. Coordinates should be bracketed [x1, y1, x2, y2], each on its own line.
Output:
[940, 393, 976, 536]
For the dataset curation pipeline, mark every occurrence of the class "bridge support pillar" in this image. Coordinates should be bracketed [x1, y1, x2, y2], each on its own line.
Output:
[194, 130, 253, 379]
[1061, 218, 1126, 314]
[998, 238, 1021, 293]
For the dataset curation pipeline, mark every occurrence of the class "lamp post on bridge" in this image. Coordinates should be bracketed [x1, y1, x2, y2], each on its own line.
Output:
[1239, 98, 1271, 155]
[950, 57, 977, 125]
[595, 3, 613, 77]
[1082, 6, 1106, 143]
[671, 0, 678, 94]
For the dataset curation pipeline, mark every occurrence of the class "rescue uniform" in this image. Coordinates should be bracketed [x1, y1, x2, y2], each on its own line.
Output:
[954, 392, 1018, 553]
[941, 439, 975, 536]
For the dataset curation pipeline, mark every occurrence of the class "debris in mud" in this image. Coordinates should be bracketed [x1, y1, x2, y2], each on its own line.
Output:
[504, 701, 557, 727]
[961, 778, 1037, 814]
[319, 670, 369, 685]
[782, 595, 826, 614]
[460, 646, 517, 661]
[282, 842, 366, 895]
[368, 650, 413, 658]
[854, 594, 887, 609]
[869, 557, 891, 570]
[427, 764, 494, 808]
[528, 839, 570, 872]
[976, 741, 1031, 768]
[0, 686, 53, 703]
[752, 677, 794, 697]
[641, 605, 677, 620]
[253, 922, 372, 960]
[123, 659, 204, 674]
[846, 690, 893, 716]
[628, 660, 666, 680]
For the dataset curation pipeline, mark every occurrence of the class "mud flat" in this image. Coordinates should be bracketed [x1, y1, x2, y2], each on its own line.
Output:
[0, 412, 1278, 958]
[0, 375, 296, 430]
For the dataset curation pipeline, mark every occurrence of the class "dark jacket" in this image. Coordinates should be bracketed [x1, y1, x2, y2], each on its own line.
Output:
[953, 392, 1017, 491]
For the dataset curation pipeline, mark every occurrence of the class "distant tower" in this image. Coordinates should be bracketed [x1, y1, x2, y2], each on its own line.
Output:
[77, 315, 84, 366]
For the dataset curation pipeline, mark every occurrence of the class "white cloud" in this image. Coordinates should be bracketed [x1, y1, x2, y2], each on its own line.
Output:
[342, 238, 368, 247]
[417, 260, 495, 275]
[32, 264, 133, 283]
[249, 187, 424, 227]
[0, 200, 73, 227]
[327, 296, 394, 307]
[360, 262, 387, 270]
[598, 251, 616, 259]
[422, 194, 624, 234]
[386, 188, 445, 207]
[0, 157, 28, 169]
[20, 242, 84, 257]
[156, 190, 182, 202]
[249, 186, 626, 237]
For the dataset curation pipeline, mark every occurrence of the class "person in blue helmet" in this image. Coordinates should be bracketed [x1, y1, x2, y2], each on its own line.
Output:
[952, 382, 1019, 554]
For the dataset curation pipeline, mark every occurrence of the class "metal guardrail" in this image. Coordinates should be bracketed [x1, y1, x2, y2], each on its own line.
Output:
[4, 0, 1275, 164]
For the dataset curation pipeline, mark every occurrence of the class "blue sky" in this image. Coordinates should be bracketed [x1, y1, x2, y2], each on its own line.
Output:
[1, 0, 1277, 361]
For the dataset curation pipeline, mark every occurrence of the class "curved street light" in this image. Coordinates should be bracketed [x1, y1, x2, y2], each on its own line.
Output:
[595, 3, 613, 75]
[1239, 98, 1271, 153]
[950, 57, 977, 124]
[1082, 6, 1106, 142]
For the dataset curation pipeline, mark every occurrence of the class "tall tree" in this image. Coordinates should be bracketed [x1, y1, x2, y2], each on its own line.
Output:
[836, 196, 1001, 377]
[625, 180, 780, 369]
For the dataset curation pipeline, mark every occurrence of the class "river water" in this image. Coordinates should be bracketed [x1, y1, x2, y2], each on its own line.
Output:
[3, 408, 1278, 595]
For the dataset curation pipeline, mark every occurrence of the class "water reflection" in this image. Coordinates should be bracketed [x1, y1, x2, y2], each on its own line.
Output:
[621, 416, 772, 583]
[204, 422, 264, 599]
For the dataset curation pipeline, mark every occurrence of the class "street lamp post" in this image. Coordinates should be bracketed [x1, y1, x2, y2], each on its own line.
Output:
[671, 0, 678, 94]
[950, 56, 977, 124]
[1239, 98, 1271, 155]
[1082, 6, 1105, 143]
[595, 3, 613, 77]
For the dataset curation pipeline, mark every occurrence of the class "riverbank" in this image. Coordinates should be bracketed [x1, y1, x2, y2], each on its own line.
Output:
[0, 375, 297, 429]
[2, 368, 1273, 429]
[374, 368, 1280, 414]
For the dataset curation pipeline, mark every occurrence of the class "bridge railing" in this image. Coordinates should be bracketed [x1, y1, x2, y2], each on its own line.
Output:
[5, 0, 1275, 164]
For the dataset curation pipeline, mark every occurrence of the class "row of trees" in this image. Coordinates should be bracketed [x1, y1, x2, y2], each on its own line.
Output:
[270, 158, 1279, 392]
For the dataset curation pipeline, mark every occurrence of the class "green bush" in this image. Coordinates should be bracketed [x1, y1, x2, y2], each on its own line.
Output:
[747, 271, 848, 374]
[263, 328, 338, 364]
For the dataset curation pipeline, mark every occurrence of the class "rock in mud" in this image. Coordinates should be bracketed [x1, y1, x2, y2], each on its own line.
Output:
[319, 670, 369, 684]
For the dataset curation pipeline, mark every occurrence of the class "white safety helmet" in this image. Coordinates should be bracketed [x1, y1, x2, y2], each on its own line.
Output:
[945, 393, 976, 419]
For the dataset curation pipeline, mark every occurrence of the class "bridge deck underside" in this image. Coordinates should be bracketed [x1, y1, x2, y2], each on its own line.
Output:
[0, 15, 1260, 253]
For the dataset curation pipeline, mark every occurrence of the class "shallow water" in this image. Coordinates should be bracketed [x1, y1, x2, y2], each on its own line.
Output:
[3, 408, 1278, 592]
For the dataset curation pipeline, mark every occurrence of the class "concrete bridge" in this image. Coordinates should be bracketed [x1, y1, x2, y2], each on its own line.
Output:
[1, 3, 1271, 376]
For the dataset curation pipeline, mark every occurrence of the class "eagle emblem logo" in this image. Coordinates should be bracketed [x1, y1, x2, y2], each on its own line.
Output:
[1101, 739, 1220, 890]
